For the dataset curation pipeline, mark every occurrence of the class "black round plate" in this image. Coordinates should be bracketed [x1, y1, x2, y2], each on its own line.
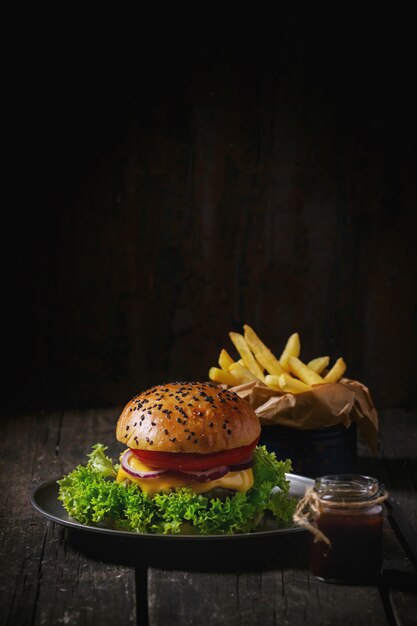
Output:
[30, 474, 313, 568]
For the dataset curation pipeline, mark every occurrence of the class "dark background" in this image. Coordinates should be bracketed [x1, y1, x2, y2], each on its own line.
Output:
[5, 13, 417, 415]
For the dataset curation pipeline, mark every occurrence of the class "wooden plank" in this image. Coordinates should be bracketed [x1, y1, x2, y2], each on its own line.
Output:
[0, 410, 136, 626]
[357, 408, 417, 626]
[361, 410, 417, 626]
[148, 568, 388, 626]
[282, 569, 387, 626]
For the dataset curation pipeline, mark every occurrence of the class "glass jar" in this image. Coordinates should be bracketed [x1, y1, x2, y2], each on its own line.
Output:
[309, 475, 385, 584]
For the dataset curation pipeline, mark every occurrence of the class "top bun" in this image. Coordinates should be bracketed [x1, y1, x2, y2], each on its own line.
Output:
[116, 381, 260, 454]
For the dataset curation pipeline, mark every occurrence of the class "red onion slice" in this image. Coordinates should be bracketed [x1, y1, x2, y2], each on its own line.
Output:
[172, 459, 253, 483]
[121, 450, 168, 479]
[173, 466, 230, 483]
[122, 450, 253, 482]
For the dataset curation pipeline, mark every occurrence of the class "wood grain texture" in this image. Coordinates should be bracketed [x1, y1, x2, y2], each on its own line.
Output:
[358, 410, 417, 625]
[0, 409, 135, 626]
[147, 568, 389, 626]
[5, 19, 417, 415]
[1, 409, 416, 625]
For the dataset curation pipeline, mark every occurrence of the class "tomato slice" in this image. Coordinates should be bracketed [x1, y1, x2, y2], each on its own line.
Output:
[130, 439, 258, 471]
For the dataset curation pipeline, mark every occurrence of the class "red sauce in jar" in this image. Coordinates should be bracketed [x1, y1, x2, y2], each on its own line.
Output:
[308, 475, 384, 584]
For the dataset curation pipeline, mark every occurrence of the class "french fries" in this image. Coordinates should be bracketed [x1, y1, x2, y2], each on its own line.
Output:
[278, 373, 313, 394]
[229, 332, 265, 381]
[209, 367, 237, 387]
[209, 325, 348, 393]
[244, 325, 285, 375]
[288, 356, 323, 386]
[263, 375, 283, 391]
[307, 356, 329, 374]
[279, 333, 301, 371]
[228, 362, 258, 383]
[218, 349, 234, 373]
[323, 358, 347, 383]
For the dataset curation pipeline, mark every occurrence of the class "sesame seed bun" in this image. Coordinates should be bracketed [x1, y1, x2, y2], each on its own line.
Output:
[116, 381, 260, 453]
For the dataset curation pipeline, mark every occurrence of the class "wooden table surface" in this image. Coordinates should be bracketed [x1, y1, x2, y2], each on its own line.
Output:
[1, 409, 416, 625]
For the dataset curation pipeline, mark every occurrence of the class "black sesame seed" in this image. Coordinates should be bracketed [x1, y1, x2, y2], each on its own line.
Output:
[227, 429, 232, 435]
[134, 422, 137, 426]
[164, 429, 169, 435]
[209, 422, 213, 428]
[126, 425, 130, 430]
[187, 435, 191, 440]
[151, 421, 156, 426]
[170, 437, 176, 442]
[184, 428, 189, 432]
[194, 439, 199, 444]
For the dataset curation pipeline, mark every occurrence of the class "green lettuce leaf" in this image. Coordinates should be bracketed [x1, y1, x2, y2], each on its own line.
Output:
[87, 443, 118, 477]
[58, 444, 296, 534]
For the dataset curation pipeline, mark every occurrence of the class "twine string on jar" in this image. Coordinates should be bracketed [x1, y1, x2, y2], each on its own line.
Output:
[293, 486, 389, 547]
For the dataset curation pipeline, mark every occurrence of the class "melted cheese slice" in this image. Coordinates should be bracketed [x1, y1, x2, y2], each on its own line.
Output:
[116, 452, 254, 498]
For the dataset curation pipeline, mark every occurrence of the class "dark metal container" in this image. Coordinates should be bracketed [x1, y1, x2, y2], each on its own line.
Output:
[259, 423, 357, 479]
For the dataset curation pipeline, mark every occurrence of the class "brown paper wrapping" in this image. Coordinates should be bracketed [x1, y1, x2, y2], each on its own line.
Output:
[230, 378, 379, 454]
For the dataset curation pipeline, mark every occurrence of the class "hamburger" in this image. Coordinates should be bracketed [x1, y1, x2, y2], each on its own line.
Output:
[58, 381, 295, 534]
[115, 381, 261, 498]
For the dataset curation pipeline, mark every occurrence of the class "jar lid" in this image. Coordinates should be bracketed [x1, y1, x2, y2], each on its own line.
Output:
[314, 474, 381, 503]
